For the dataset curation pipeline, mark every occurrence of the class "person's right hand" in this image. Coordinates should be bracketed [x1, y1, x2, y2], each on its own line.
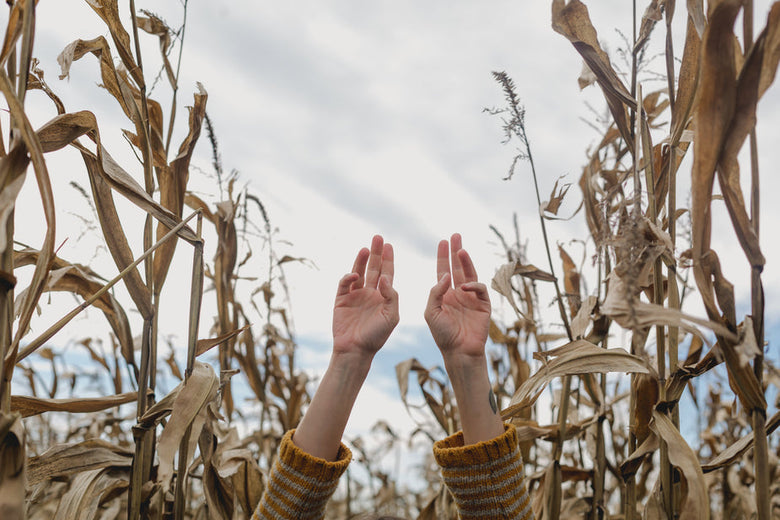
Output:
[424, 233, 491, 361]
[332, 235, 399, 359]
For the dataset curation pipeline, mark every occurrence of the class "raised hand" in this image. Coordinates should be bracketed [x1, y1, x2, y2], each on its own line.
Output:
[424, 233, 503, 445]
[293, 235, 399, 461]
[424, 233, 491, 360]
[332, 235, 400, 359]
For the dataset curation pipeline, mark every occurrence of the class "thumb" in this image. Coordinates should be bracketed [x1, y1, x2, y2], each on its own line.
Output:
[425, 273, 450, 316]
[378, 275, 397, 302]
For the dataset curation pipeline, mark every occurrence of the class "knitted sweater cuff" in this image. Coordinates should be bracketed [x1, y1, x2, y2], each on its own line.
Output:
[432, 423, 518, 467]
[432, 424, 534, 519]
[252, 430, 351, 520]
[278, 429, 352, 481]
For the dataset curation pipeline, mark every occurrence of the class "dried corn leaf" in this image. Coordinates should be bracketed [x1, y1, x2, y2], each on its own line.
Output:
[13, 249, 135, 365]
[11, 391, 137, 418]
[691, 0, 741, 318]
[196, 325, 251, 357]
[570, 294, 596, 339]
[27, 439, 132, 486]
[552, 0, 636, 146]
[396, 358, 428, 410]
[156, 361, 219, 495]
[715, 3, 780, 269]
[137, 12, 175, 86]
[542, 178, 571, 216]
[84, 0, 143, 88]
[84, 154, 153, 319]
[53, 467, 127, 520]
[57, 37, 134, 119]
[153, 84, 207, 292]
[0, 413, 25, 520]
[503, 340, 651, 418]
[621, 433, 659, 480]
[633, 372, 659, 445]
[559, 244, 581, 317]
[636, 0, 664, 53]
[687, 0, 706, 37]
[702, 409, 780, 472]
[36, 111, 93, 153]
[670, 16, 702, 146]
[650, 410, 709, 520]
[602, 271, 736, 343]
[491, 262, 524, 317]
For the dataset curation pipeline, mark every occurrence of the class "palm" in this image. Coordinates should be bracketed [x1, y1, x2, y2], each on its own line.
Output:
[333, 288, 396, 355]
[428, 287, 490, 356]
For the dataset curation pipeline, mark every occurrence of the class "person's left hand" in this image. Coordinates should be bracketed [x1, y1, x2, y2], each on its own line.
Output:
[332, 235, 399, 359]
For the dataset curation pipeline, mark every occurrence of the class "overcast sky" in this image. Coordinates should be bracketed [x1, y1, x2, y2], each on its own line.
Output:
[15, 1, 780, 465]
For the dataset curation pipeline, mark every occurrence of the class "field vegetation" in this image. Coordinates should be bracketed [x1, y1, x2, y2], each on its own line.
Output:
[0, 1, 778, 519]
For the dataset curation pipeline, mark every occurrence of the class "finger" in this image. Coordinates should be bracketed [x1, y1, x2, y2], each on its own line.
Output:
[436, 240, 450, 284]
[351, 247, 370, 289]
[364, 235, 384, 289]
[457, 248, 479, 283]
[425, 272, 451, 317]
[450, 233, 465, 287]
[381, 243, 394, 285]
[336, 273, 359, 297]
[461, 281, 491, 305]
[378, 275, 399, 305]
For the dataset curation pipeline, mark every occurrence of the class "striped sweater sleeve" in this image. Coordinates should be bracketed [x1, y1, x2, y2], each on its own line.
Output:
[252, 429, 351, 520]
[433, 424, 534, 520]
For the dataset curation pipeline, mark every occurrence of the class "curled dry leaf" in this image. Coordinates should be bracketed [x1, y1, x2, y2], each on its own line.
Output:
[156, 361, 219, 496]
[650, 410, 710, 520]
[153, 84, 208, 293]
[27, 438, 132, 486]
[10, 391, 137, 418]
[502, 340, 651, 419]
[57, 37, 134, 119]
[84, 0, 143, 88]
[542, 179, 571, 216]
[691, 0, 742, 319]
[602, 270, 736, 344]
[52, 467, 128, 520]
[552, 0, 636, 146]
[196, 324, 251, 358]
[715, 3, 779, 270]
[137, 12, 175, 85]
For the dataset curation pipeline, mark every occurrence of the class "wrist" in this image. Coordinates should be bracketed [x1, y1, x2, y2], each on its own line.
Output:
[329, 349, 374, 377]
[442, 351, 489, 374]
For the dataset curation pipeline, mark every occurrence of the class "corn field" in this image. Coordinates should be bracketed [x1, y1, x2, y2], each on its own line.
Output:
[0, 1, 778, 519]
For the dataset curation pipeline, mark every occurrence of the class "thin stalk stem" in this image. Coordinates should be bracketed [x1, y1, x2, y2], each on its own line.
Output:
[523, 110, 571, 520]
[743, 3, 769, 519]
[165, 0, 189, 155]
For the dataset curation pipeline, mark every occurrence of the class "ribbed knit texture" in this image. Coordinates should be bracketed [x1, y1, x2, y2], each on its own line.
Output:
[433, 424, 533, 519]
[253, 425, 533, 520]
[252, 429, 351, 520]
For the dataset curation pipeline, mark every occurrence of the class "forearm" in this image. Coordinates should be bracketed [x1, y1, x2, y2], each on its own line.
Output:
[292, 351, 372, 461]
[443, 353, 505, 445]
